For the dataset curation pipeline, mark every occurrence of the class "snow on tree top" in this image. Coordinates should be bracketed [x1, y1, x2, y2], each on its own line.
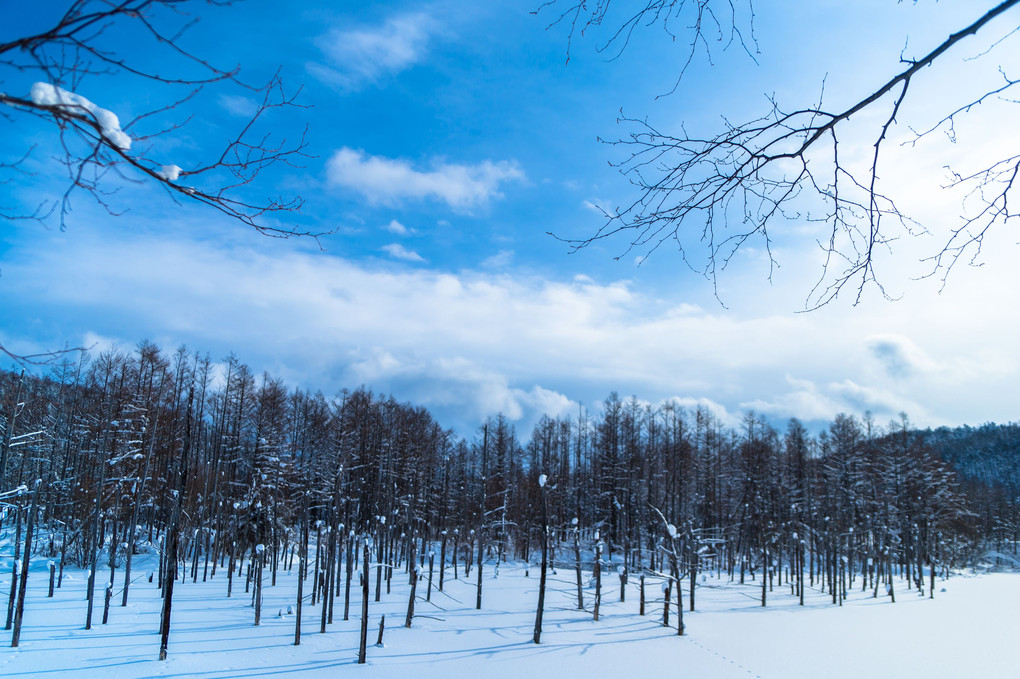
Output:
[538, 474, 547, 488]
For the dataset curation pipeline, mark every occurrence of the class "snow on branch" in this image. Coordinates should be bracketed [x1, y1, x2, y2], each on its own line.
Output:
[0, 0, 319, 239]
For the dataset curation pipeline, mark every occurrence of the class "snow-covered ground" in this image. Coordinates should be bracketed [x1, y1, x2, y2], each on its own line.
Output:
[1, 554, 1017, 678]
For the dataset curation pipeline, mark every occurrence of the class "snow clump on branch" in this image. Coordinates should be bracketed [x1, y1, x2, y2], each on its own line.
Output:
[30, 82, 132, 150]
[157, 165, 182, 181]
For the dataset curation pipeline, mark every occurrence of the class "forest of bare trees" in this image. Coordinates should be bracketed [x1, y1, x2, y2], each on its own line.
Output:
[1, 342, 1016, 654]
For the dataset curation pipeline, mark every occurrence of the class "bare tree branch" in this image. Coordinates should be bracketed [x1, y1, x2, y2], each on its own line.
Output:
[0, 0, 320, 238]
[542, 0, 1020, 307]
[535, 0, 759, 91]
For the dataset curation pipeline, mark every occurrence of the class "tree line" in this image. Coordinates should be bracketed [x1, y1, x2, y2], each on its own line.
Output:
[1, 341, 1016, 651]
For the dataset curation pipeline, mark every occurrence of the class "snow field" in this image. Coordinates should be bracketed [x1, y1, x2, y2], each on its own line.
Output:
[1, 554, 1017, 678]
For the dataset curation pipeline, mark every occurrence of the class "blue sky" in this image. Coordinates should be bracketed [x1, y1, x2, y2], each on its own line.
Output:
[2, 0, 1018, 437]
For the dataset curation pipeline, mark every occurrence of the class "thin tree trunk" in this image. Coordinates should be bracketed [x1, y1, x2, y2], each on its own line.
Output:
[295, 493, 308, 646]
[534, 486, 548, 644]
[574, 528, 584, 610]
[344, 533, 353, 621]
[439, 532, 447, 591]
[405, 542, 418, 628]
[5, 561, 17, 631]
[358, 541, 370, 664]
[85, 453, 109, 631]
[426, 551, 435, 602]
[158, 509, 180, 660]
[689, 536, 697, 612]
[11, 480, 40, 647]
[475, 526, 484, 610]
[254, 546, 264, 626]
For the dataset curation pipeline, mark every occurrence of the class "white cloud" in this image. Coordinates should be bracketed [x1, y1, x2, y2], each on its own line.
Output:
[826, 379, 929, 423]
[741, 376, 918, 425]
[657, 396, 742, 430]
[481, 250, 514, 268]
[218, 95, 257, 118]
[327, 147, 525, 210]
[381, 243, 425, 262]
[6, 224, 1020, 437]
[310, 12, 437, 90]
[384, 219, 410, 235]
[343, 349, 575, 433]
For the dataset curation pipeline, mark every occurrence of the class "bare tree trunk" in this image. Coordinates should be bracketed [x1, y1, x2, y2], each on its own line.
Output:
[320, 513, 333, 634]
[426, 551, 435, 602]
[439, 531, 447, 591]
[373, 532, 382, 604]
[686, 532, 696, 612]
[358, 541, 370, 664]
[405, 541, 418, 628]
[662, 580, 671, 627]
[158, 509, 179, 660]
[475, 525, 484, 610]
[675, 571, 685, 636]
[102, 515, 118, 625]
[227, 536, 236, 598]
[85, 454, 109, 631]
[295, 493, 308, 646]
[533, 484, 548, 644]
[344, 533, 353, 621]
[254, 545, 264, 626]
[888, 552, 896, 603]
[5, 561, 17, 631]
[799, 540, 805, 606]
[11, 480, 40, 647]
[573, 527, 584, 610]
